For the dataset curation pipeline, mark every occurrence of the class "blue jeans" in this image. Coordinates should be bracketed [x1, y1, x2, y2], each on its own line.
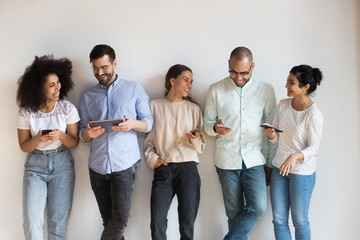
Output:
[270, 168, 315, 240]
[22, 145, 75, 240]
[150, 162, 201, 240]
[89, 163, 137, 240]
[216, 164, 267, 240]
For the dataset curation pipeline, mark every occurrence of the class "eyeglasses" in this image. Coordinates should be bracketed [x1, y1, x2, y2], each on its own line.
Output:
[229, 63, 252, 77]
[91, 64, 111, 73]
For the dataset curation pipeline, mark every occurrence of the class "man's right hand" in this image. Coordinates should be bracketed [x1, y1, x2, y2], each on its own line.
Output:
[214, 119, 231, 135]
[82, 124, 105, 142]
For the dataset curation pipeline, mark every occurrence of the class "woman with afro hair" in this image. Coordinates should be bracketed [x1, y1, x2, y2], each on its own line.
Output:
[16, 55, 80, 240]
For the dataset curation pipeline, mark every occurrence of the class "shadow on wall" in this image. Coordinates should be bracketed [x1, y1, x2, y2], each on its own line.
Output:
[356, 0, 360, 149]
[143, 74, 166, 101]
[67, 58, 98, 108]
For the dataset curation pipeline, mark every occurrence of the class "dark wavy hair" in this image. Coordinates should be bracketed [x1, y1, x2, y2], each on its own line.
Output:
[165, 64, 197, 105]
[16, 55, 73, 112]
[290, 64, 323, 95]
[89, 44, 116, 63]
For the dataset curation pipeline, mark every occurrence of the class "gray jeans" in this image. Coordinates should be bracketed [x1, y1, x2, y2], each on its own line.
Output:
[89, 164, 137, 240]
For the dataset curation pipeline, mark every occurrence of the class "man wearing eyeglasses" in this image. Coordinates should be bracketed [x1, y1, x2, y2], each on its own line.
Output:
[204, 46, 277, 239]
[78, 44, 153, 240]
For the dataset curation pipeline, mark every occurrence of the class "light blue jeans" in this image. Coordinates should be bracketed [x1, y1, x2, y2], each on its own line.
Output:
[22, 145, 75, 240]
[216, 164, 267, 240]
[270, 167, 315, 240]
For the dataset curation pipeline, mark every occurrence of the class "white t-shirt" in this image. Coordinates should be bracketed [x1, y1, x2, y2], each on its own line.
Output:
[17, 100, 80, 151]
[270, 98, 324, 175]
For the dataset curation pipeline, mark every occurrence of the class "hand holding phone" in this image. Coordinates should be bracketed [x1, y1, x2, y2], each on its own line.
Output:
[260, 124, 283, 133]
[217, 125, 231, 130]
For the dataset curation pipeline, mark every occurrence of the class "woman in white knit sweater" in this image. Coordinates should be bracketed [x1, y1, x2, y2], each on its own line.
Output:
[261, 65, 324, 240]
[144, 64, 206, 240]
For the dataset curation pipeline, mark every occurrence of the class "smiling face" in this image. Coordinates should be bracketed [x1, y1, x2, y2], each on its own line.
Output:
[91, 54, 117, 88]
[43, 73, 61, 103]
[170, 70, 193, 99]
[228, 57, 254, 87]
[285, 73, 309, 97]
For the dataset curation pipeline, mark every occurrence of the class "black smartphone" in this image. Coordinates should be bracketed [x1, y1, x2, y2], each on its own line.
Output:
[42, 129, 53, 135]
[191, 129, 202, 135]
[260, 124, 283, 133]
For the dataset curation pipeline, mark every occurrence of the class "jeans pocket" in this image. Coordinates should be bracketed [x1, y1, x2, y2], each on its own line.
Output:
[53, 149, 75, 171]
[24, 153, 32, 168]
[24, 153, 47, 173]
[153, 165, 169, 182]
[65, 150, 75, 167]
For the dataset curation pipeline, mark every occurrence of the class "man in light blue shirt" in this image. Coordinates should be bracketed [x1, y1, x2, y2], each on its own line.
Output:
[79, 44, 153, 240]
[204, 47, 277, 240]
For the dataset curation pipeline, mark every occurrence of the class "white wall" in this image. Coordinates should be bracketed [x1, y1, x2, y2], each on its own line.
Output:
[0, 0, 359, 239]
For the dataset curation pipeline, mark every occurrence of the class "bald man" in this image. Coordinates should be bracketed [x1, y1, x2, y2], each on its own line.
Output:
[204, 46, 277, 239]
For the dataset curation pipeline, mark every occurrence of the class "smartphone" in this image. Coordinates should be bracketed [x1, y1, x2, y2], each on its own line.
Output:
[217, 125, 231, 130]
[260, 124, 283, 133]
[191, 129, 203, 135]
[41, 129, 53, 135]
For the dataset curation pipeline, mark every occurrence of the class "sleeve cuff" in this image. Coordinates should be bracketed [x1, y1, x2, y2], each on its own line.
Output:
[79, 129, 86, 143]
[143, 118, 153, 133]
[147, 155, 159, 169]
[268, 134, 279, 144]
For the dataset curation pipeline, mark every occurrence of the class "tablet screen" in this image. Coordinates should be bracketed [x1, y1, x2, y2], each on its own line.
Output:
[89, 119, 124, 132]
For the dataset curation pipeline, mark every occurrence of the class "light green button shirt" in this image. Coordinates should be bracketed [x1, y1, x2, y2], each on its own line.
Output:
[204, 76, 277, 169]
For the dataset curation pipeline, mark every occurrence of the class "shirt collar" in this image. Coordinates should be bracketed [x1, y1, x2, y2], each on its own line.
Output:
[98, 74, 120, 89]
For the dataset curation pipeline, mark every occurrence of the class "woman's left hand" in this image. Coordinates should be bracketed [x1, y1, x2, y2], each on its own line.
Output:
[279, 154, 297, 176]
[47, 129, 65, 142]
[279, 152, 304, 176]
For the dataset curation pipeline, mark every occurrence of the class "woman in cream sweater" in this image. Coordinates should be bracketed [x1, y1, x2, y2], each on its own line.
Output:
[144, 64, 206, 240]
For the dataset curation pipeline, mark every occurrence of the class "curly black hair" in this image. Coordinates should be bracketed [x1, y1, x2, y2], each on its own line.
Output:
[16, 55, 74, 112]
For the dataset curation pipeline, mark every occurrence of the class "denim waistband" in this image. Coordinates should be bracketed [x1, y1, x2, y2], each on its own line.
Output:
[32, 145, 67, 155]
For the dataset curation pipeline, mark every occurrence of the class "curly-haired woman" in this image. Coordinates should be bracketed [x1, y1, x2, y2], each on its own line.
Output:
[16, 55, 80, 240]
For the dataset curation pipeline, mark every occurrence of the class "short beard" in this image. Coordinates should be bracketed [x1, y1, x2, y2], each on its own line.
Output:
[96, 72, 115, 86]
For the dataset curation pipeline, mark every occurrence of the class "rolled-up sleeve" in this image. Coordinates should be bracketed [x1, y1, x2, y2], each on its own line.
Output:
[204, 86, 218, 137]
[263, 85, 278, 167]
[135, 84, 153, 133]
[78, 93, 90, 142]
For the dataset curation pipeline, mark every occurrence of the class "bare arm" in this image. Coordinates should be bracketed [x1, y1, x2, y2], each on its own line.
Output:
[18, 129, 51, 152]
[56, 122, 79, 149]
